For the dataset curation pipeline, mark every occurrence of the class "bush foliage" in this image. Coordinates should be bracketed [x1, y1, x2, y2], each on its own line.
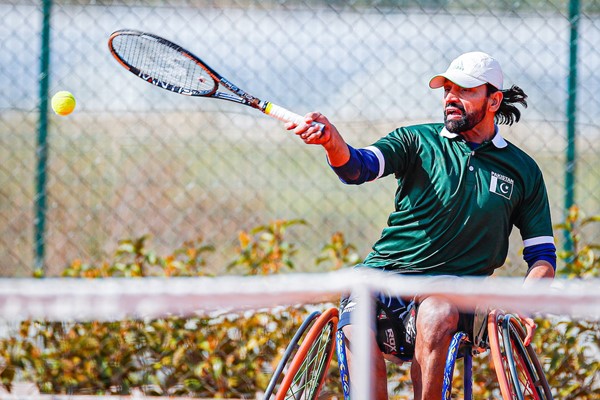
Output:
[0, 212, 598, 398]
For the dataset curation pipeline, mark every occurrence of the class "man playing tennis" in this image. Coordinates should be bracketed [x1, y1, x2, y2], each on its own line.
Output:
[287, 51, 556, 400]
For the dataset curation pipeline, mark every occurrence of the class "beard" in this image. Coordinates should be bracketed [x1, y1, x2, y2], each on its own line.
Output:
[444, 102, 486, 133]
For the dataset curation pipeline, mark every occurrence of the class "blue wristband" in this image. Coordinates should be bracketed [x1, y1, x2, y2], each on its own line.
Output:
[331, 146, 380, 184]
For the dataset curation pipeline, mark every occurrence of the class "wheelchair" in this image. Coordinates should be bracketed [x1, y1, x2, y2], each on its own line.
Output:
[264, 306, 552, 399]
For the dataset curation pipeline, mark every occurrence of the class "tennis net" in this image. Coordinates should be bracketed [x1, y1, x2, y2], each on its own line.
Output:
[0, 271, 598, 399]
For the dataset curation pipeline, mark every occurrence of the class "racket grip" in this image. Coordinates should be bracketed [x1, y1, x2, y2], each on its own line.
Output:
[264, 102, 324, 131]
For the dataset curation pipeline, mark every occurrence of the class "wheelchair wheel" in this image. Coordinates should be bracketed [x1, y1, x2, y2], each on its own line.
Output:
[488, 310, 553, 400]
[265, 308, 339, 400]
[442, 331, 473, 400]
[336, 329, 351, 400]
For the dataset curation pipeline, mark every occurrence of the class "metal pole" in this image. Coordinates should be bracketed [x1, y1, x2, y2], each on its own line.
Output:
[34, 0, 53, 275]
[564, 0, 580, 250]
[351, 283, 374, 400]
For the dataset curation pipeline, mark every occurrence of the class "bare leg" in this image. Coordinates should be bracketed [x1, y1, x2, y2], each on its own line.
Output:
[341, 325, 388, 400]
[410, 296, 459, 400]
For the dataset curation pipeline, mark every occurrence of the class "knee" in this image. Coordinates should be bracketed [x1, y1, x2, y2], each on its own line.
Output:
[416, 296, 459, 339]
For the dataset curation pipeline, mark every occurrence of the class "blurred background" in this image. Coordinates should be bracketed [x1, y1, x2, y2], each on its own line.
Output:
[1, 0, 599, 277]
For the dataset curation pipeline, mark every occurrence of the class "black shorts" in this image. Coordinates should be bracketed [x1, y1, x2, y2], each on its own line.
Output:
[338, 291, 474, 361]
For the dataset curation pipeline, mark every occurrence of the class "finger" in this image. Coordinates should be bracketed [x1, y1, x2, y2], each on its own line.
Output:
[306, 123, 323, 135]
[297, 112, 328, 143]
[284, 121, 298, 131]
[520, 316, 536, 346]
[307, 111, 329, 126]
[524, 324, 534, 346]
[293, 123, 310, 136]
[300, 128, 324, 144]
[300, 130, 317, 141]
[306, 111, 321, 121]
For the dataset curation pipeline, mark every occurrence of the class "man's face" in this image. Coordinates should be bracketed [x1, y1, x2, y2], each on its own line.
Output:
[442, 82, 489, 133]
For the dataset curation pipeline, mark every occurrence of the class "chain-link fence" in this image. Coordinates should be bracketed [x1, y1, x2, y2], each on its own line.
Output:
[1, 0, 599, 276]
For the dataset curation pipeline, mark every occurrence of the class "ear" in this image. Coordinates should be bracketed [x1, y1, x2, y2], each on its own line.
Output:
[489, 91, 503, 112]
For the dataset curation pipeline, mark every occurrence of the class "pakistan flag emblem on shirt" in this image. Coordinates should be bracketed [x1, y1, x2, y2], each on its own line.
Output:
[490, 171, 514, 200]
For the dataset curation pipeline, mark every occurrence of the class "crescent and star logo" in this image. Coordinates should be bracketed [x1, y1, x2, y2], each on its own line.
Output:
[489, 171, 514, 200]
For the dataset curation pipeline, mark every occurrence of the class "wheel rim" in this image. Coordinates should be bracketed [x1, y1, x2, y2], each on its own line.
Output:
[488, 310, 552, 400]
[286, 319, 335, 399]
[276, 308, 338, 400]
[504, 316, 552, 399]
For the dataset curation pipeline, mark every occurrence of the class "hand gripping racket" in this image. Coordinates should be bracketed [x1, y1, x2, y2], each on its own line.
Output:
[108, 29, 322, 130]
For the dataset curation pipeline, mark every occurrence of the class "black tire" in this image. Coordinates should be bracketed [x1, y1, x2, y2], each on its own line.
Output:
[489, 310, 553, 400]
[264, 311, 321, 399]
[265, 308, 339, 400]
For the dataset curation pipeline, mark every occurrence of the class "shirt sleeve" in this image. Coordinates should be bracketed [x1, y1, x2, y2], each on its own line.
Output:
[514, 166, 556, 268]
[370, 126, 421, 179]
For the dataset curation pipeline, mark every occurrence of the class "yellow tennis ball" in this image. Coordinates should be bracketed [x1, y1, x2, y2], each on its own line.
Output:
[51, 91, 76, 116]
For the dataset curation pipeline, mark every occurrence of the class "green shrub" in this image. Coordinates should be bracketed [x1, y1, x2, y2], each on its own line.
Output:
[0, 223, 358, 397]
[227, 219, 307, 275]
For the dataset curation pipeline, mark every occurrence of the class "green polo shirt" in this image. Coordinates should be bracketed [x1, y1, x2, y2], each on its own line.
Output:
[361, 123, 553, 276]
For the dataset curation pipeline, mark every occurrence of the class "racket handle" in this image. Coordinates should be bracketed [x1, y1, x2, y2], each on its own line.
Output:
[264, 102, 325, 131]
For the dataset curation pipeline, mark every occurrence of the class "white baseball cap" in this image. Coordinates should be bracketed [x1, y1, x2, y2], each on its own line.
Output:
[429, 51, 504, 90]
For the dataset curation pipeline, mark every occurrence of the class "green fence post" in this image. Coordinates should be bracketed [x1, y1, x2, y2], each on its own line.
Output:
[564, 0, 580, 252]
[34, 0, 53, 275]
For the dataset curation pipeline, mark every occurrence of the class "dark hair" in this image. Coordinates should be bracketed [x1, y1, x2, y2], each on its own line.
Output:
[487, 84, 528, 125]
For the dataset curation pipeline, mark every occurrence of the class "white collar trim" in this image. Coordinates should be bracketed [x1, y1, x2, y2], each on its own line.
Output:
[440, 125, 507, 148]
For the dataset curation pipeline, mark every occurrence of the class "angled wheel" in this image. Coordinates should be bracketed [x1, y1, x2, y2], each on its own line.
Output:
[488, 310, 553, 400]
[442, 331, 473, 400]
[264, 310, 321, 399]
[265, 308, 339, 400]
[336, 329, 351, 400]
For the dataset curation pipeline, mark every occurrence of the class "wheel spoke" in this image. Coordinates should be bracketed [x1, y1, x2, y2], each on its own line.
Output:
[272, 308, 338, 400]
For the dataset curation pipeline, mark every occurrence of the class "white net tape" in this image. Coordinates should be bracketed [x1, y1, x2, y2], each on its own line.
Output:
[1, 270, 598, 321]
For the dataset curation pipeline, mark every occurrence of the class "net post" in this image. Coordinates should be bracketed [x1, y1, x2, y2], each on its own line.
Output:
[351, 282, 375, 400]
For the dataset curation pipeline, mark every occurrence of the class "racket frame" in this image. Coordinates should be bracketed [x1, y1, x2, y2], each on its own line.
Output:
[108, 29, 313, 127]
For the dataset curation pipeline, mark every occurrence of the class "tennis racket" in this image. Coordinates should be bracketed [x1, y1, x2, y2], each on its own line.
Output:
[108, 29, 322, 130]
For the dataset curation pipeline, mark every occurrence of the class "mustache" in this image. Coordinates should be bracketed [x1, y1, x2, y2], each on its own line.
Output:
[445, 102, 465, 114]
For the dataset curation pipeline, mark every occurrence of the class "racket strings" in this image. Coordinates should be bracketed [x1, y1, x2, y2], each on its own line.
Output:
[112, 33, 216, 95]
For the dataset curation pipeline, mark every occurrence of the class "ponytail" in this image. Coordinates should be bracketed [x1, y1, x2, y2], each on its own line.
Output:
[491, 85, 528, 125]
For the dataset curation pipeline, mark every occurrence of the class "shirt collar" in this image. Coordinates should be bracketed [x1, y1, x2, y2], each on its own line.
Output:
[440, 125, 507, 148]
